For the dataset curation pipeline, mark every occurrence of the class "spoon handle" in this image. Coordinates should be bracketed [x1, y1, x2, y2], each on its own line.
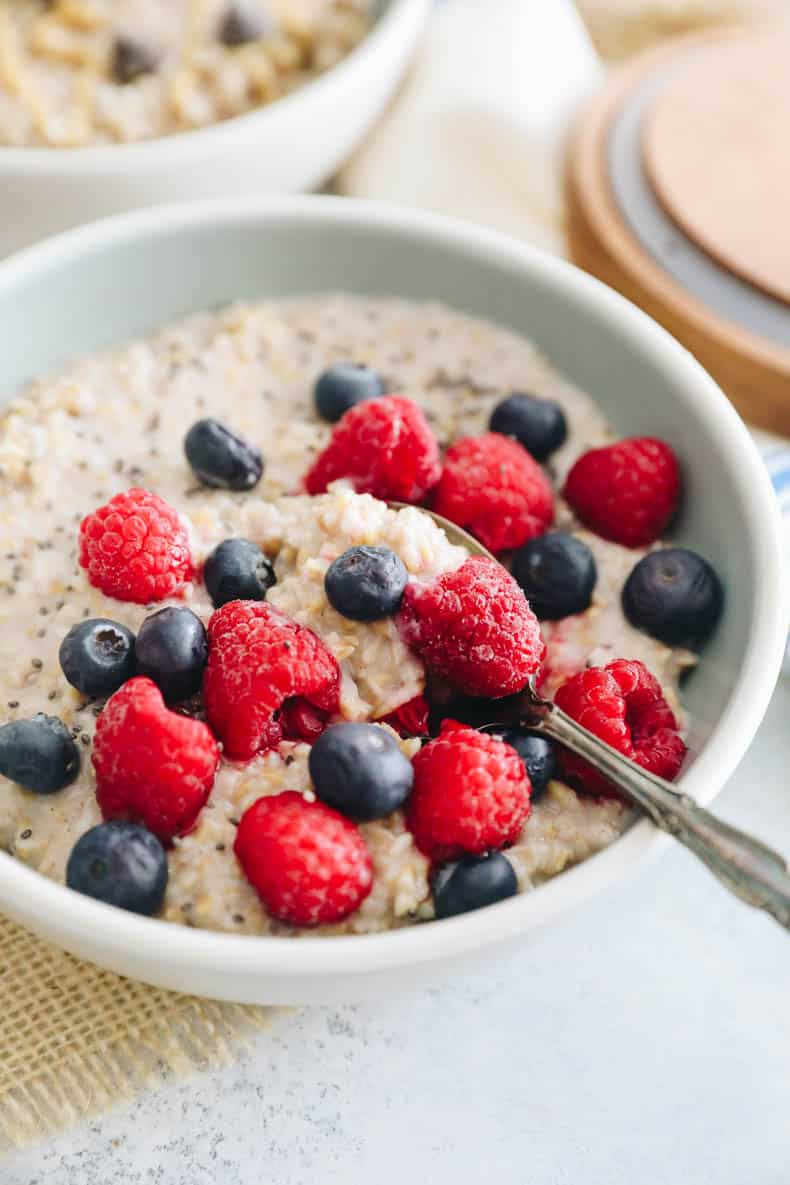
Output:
[536, 703, 790, 930]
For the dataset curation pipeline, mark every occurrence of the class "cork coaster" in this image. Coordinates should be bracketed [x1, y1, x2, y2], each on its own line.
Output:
[644, 36, 790, 305]
[565, 29, 790, 434]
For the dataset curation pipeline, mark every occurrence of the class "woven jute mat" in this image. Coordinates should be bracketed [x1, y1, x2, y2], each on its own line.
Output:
[0, 915, 271, 1152]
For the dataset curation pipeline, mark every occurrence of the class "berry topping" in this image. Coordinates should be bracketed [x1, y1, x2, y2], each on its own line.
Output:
[432, 433, 554, 554]
[324, 546, 408, 621]
[398, 556, 545, 699]
[308, 723, 414, 821]
[66, 821, 168, 916]
[489, 392, 567, 462]
[432, 851, 518, 919]
[314, 363, 386, 423]
[112, 35, 160, 84]
[377, 694, 430, 738]
[203, 538, 275, 608]
[59, 618, 136, 698]
[407, 723, 531, 862]
[203, 601, 341, 760]
[305, 395, 441, 504]
[234, 791, 373, 926]
[495, 729, 557, 801]
[511, 532, 597, 620]
[79, 488, 192, 605]
[0, 714, 80, 794]
[622, 548, 723, 646]
[93, 677, 219, 843]
[135, 606, 208, 703]
[564, 437, 680, 548]
[554, 658, 686, 796]
[184, 418, 263, 491]
[218, 1, 276, 45]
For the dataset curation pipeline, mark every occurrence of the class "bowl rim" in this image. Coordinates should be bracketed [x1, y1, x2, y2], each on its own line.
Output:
[0, 194, 786, 980]
[0, 0, 427, 172]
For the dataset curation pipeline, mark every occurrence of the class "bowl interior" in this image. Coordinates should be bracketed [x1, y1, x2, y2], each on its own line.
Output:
[0, 200, 776, 766]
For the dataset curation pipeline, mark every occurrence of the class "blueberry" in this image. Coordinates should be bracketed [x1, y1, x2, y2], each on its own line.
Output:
[497, 728, 556, 801]
[432, 851, 517, 919]
[622, 547, 724, 645]
[66, 821, 167, 915]
[218, 2, 276, 46]
[489, 392, 567, 462]
[325, 546, 408, 621]
[314, 363, 386, 423]
[203, 538, 275, 608]
[512, 532, 597, 620]
[184, 418, 263, 491]
[135, 607, 208, 702]
[59, 618, 136, 698]
[112, 35, 160, 84]
[0, 714, 80, 794]
[309, 722, 414, 821]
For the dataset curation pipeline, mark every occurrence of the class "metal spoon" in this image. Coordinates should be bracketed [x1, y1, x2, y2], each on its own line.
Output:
[390, 502, 790, 930]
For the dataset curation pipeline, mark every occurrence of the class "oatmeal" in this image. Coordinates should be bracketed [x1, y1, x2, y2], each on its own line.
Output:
[0, 295, 701, 935]
[0, 0, 373, 148]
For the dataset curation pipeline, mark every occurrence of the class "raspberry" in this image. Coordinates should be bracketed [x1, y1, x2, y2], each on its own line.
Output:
[433, 433, 554, 554]
[554, 658, 686, 796]
[203, 601, 341, 761]
[79, 487, 192, 604]
[406, 723, 531, 862]
[398, 557, 545, 698]
[304, 395, 441, 503]
[234, 791, 373, 926]
[563, 437, 680, 548]
[92, 677, 219, 843]
[376, 694, 430, 738]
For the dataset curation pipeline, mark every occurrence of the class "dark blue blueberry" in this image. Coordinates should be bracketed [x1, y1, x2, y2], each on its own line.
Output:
[66, 821, 167, 915]
[112, 35, 160, 83]
[497, 728, 556, 801]
[135, 607, 208, 702]
[325, 546, 408, 621]
[432, 851, 518, 919]
[184, 418, 263, 491]
[219, 2, 276, 46]
[622, 547, 723, 645]
[314, 363, 386, 423]
[203, 537, 275, 608]
[309, 722, 414, 821]
[59, 618, 136, 698]
[0, 714, 80, 794]
[489, 392, 567, 462]
[512, 531, 597, 620]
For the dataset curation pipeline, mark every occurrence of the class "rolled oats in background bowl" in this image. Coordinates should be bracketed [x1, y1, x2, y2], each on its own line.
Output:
[0, 0, 430, 256]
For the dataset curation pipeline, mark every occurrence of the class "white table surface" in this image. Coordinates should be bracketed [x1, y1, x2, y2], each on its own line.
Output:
[5, 678, 790, 1185]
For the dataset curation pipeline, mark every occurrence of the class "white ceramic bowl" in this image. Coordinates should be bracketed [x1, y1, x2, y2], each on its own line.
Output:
[0, 197, 786, 1004]
[0, 0, 429, 258]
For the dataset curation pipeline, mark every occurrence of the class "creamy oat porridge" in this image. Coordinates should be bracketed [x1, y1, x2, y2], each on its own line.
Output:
[0, 0, 374, 147]
[0, 295, 719, 935]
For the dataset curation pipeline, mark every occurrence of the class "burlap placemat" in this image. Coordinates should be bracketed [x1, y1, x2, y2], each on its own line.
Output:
[0, 915, 271, 1151]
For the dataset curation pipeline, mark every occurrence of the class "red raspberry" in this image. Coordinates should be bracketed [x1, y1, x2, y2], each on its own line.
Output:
[406, 723, 531, 862]
[376, 694, 430, 738]
[554, 658, 686, 796]
[563, 437, 680, 548]
[433, 433, 554, 554]
[304, 395, 441, 503]
[398, 557, 545, 698]
[203, 601, 341, 761]
[234, 791, 373, 926]
[79, 487, 192, 604]
[92, 677, 219, 843]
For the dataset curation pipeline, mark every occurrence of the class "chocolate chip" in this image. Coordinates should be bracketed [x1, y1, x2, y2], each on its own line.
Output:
[218, 2, 276, 47]
[112, 35, 160, 85]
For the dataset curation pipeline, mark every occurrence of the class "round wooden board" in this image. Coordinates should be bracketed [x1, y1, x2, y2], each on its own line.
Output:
[644, 36, 790, 305]
[565, 29, 790, 435]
